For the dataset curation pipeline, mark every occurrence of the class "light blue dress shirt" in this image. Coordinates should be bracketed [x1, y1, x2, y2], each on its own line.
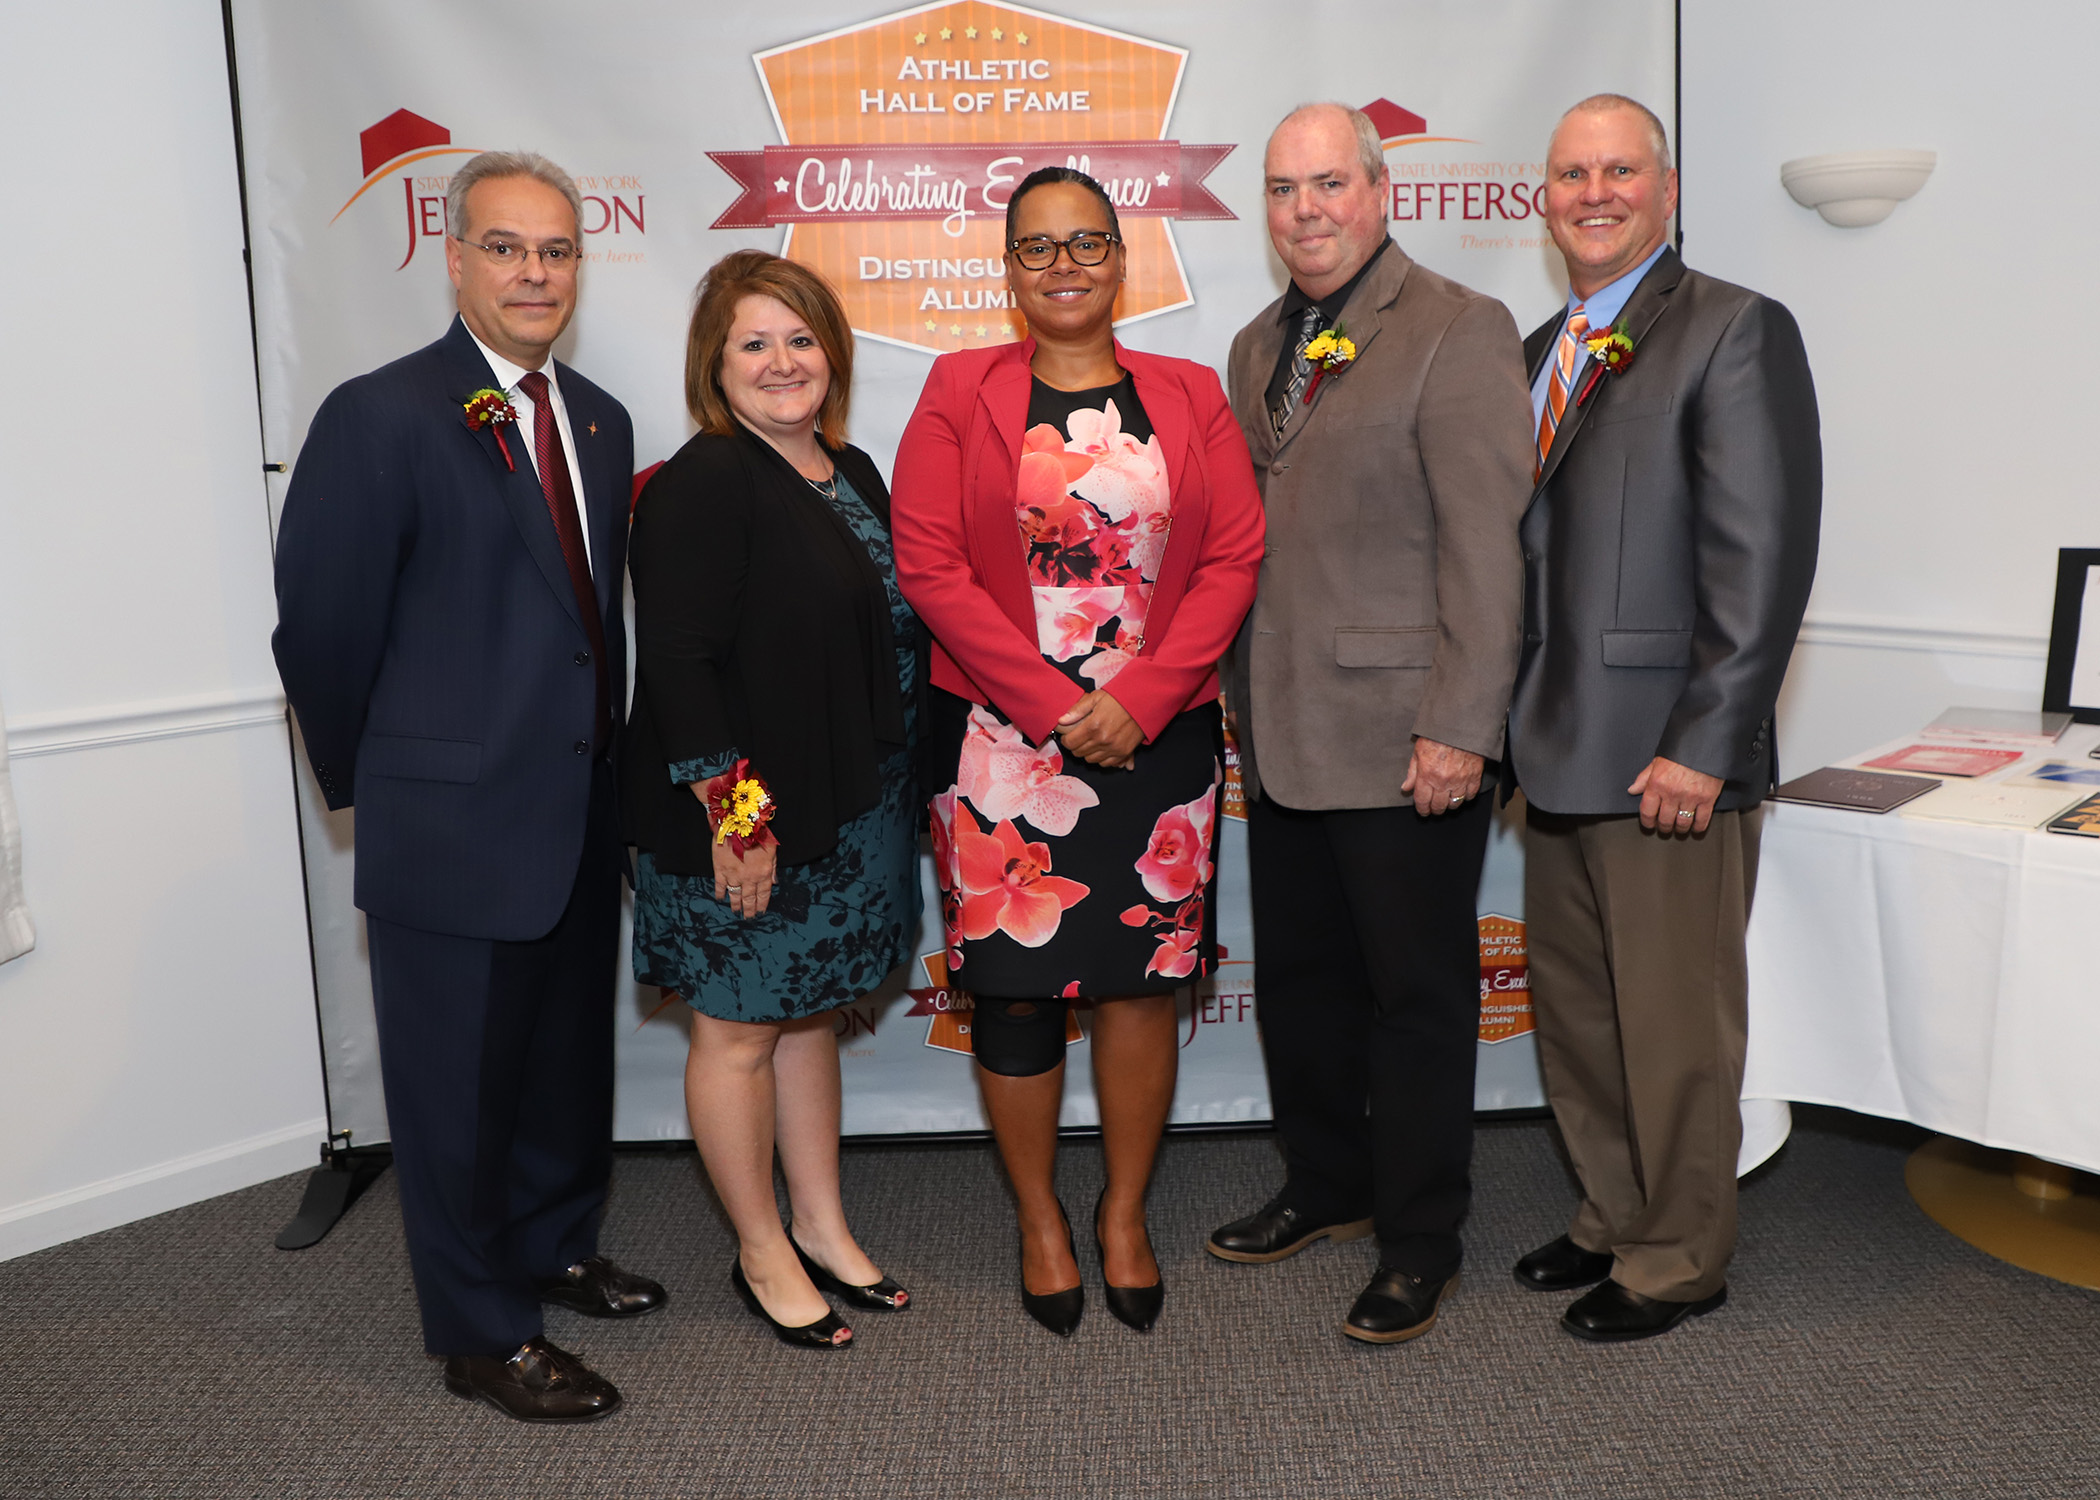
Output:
[1528, 240, 1671, 425]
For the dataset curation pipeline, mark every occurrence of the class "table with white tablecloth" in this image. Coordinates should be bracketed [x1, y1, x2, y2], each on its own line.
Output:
[1743, 725, 2100, 1174]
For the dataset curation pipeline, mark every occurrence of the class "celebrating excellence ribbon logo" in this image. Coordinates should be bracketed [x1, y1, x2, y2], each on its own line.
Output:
[708, 141, 1234, 235]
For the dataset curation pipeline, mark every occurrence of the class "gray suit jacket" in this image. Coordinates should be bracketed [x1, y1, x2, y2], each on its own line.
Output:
[1222, 240, 1533, 809]
[1507, 248, 1822, 816]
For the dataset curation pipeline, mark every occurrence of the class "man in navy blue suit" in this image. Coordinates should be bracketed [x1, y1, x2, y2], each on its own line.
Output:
[274, 151, 662, 1423]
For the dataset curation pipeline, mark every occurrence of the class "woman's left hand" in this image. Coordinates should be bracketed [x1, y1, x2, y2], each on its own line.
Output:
[1056, 690, 1143, 769]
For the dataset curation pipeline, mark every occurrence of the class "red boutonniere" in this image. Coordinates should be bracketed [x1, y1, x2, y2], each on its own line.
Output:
[703, 758, 779, 856]
[463, 387, 519, 471]
[1574, 320, 1638, 408]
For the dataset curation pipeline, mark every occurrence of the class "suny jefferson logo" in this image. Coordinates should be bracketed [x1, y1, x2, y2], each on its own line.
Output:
[708, 2, 1234, 354]
[332, 108, 648, 270]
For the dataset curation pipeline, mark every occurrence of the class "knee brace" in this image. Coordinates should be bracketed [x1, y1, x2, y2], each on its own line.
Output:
[969, 996, 1069, 1077]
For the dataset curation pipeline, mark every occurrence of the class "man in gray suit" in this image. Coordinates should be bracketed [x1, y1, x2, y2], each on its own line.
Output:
[1507, 95, 1820, 1341]
[1209, 103, 1534, 1344]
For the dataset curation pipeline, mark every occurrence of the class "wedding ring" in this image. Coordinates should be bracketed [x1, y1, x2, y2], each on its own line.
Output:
[726, 883, 743, 891]
[1675, 810, 1692, 821]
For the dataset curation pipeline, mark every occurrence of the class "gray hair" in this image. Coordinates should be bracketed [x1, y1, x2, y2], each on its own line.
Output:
[1557, 94, 1673, 173]
[1274, 102, 1388, 184]
[445, 150, 584, 240]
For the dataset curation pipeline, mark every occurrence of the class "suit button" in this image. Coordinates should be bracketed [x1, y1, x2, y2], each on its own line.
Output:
[574, 649, 591, 665]
[574, 740, 590, 755]
[1270, 461, 1289, 475]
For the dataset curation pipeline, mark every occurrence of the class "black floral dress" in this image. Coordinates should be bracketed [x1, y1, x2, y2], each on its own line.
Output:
[631, 473, 922, 1022]
[928, 376, 1223, 1000]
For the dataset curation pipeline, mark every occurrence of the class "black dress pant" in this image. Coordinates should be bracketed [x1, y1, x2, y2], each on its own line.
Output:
[1248, 791, 1491, 1279]
[365, 767, 622, 1356]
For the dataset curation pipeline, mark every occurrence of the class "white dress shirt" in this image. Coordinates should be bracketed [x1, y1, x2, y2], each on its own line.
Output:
[465, 325, 594, 570]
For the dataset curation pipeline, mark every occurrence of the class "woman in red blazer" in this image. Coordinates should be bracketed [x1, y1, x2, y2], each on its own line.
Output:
[893, 168, 1263, 1337]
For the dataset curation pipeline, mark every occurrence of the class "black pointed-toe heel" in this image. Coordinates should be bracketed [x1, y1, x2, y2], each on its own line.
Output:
[729, 1258, 852, 1349]
[1094, 1190, 1165, 1333]
[1020, 1200, 1085, 1337]
[790, 1236, 911, 1311]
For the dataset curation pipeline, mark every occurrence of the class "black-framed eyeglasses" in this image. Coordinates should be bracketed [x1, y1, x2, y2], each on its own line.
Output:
[452, 236, 581, 269]
[1007, 232, 1121, 271]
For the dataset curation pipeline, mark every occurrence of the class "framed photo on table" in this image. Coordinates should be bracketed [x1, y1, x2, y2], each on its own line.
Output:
[2043, 548, 2100, 725]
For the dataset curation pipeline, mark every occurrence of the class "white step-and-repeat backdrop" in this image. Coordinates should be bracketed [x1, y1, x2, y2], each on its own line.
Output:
[230, 0, 1673, 1142]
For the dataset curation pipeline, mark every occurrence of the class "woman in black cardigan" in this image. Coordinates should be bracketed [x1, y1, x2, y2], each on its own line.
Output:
[625, 251, 920, 1349]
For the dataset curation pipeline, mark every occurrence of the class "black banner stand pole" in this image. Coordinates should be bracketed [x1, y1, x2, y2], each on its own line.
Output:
[220, 0, 393, 1249]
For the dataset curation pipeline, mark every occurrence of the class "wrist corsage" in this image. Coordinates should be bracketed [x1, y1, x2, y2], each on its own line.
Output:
[463, 387, 519, 471]
[703, 758, 778, 856]
[1575, 320, 1637, 408]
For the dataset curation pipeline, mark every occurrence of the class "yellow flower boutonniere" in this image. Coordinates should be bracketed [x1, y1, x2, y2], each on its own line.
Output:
[1301, 323, 1358, 404]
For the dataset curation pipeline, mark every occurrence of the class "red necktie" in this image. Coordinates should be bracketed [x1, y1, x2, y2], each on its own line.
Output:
[518, 370, 611, 748]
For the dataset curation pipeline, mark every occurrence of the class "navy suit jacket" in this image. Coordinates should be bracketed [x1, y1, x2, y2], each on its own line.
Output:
[273, 316, 634, 941]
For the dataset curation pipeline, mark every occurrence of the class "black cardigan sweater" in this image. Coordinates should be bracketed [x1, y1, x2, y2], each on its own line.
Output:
[622, 427, 909, 872]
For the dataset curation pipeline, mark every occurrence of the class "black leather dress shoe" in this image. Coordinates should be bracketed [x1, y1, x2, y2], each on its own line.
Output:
[1206, 1198, 1375, 1264]
[540, 1256, 667, 1318]
[1513, 1235, 1614, 1291]
[1343, 1267, 1459, 1345]
[1562, 1279, 1726, 1342]
[443, 1335, 621, 1423]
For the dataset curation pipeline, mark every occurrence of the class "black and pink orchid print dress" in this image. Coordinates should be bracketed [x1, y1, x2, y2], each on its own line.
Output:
[927, 375, 1224, 1001]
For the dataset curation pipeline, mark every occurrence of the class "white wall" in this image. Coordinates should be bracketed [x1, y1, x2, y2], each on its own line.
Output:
[1681, 0, 2100, 773]
[0, 3, 324, 1259]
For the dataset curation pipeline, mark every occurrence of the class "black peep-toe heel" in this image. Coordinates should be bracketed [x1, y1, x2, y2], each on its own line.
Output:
[791, 1236, 911, 1311]
[729, 1258, 852, 1349]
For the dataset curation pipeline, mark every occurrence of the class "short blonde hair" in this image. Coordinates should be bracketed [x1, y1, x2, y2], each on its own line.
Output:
[1559, 94, 1673, 172]
[684, 251, 854, 451]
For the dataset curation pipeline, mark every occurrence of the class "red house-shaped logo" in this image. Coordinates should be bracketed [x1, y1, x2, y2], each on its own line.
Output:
[360, 109, 450, 180]
[1361, 98, 1429, 142]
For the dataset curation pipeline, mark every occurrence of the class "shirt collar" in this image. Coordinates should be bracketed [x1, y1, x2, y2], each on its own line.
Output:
[463, 321, 556, 399]
[1281, 236, 1391, 324]
[1567, 240, 1669, 331]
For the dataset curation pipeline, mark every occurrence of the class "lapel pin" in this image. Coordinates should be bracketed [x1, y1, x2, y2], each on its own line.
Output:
[588, 420, 598, 436]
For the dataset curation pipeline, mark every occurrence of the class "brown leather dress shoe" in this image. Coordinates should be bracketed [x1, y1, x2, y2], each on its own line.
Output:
[442, 1335, 622, 1423]
[1561, 1279, 1727, 1342]
[540, 1256, 667, 1318]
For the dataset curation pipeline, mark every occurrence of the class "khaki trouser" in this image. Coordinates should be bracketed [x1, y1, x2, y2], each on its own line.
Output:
[1522, 804, 1763, 1301]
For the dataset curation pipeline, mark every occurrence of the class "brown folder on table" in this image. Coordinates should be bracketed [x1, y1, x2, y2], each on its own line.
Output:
[1771, 767, 1942, 813]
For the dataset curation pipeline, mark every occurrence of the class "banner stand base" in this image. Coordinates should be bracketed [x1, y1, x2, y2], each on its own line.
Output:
[275, 1139, 392, 1251]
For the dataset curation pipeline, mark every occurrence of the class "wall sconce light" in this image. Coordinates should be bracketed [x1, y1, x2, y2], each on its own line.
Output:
[1780, 150, 1936, 227]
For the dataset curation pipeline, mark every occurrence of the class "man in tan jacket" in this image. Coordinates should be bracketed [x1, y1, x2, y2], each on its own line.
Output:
[1211, 103, 1534, 1344]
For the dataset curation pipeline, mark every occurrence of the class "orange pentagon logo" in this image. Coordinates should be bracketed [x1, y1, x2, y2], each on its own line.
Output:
[1477, 914, 1532, 1044]
[711, 3, 1234, 354]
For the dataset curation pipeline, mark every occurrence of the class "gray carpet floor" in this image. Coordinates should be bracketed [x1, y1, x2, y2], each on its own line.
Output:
[3, 1109, 2097, 1499]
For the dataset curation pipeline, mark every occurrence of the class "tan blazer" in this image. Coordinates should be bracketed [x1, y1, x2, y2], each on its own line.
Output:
[1223, 240, 1534, 809]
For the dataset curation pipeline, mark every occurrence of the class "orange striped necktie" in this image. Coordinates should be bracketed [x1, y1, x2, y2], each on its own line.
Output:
[1534, 308, 1590, 479]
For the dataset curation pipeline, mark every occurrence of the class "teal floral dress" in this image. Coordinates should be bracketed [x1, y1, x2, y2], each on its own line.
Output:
[631, 473, 922, 1022]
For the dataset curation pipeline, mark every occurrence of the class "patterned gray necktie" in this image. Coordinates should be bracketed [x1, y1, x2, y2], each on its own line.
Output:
[1271, 304, 1326, 438]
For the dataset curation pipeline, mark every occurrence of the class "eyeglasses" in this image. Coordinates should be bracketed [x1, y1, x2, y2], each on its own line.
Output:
[452, 236, 581, 269]
[1007, 232, 1121, 271]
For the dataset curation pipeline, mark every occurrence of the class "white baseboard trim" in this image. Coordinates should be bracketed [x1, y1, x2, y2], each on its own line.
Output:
[1796, 615, 2048, 661]
[6, 689, 288, 760]
[0, 1116, 326, 1262]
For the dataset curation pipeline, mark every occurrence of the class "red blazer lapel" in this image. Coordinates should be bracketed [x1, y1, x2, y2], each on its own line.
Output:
[1123, 349, 1201, 650]
[971, 345, 1037, 642]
